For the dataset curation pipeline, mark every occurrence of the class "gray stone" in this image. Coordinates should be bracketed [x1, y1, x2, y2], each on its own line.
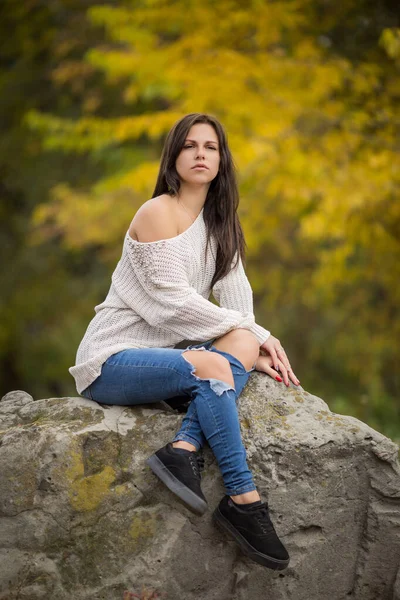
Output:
[0, 375, 399, 600]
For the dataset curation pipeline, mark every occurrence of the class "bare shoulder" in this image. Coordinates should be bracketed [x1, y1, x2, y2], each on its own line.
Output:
[128, 195, 178, 242]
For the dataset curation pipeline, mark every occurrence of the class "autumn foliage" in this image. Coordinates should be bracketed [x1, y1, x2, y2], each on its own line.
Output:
[1, 0, 399, 439]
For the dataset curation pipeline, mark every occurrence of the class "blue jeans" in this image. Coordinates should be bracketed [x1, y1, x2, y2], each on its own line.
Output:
[81, 340, 257, 495]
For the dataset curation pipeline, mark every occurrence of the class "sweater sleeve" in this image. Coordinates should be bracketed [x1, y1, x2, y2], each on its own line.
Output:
[114, 235, 262, 342]
[212, 253, 271, 345]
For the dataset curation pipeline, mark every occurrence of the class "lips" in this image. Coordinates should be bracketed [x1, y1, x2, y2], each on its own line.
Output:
[192, 164, 208, 169]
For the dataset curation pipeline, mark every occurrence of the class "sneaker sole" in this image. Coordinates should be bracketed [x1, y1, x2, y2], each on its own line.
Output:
[213, 506, 290, 570]
[146, 454, 208, 516]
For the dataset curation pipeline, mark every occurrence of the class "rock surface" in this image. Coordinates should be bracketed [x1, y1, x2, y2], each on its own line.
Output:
[0, 377, 399, 600]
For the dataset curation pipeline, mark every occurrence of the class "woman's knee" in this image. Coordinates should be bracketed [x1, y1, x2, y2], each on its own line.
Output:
[213, 329, 259, 371]
[182, 349, 234, 387]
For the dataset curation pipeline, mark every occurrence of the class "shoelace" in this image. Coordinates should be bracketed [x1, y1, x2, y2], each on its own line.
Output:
[189, 454, 205, 478]
[252, 504, 276, 535]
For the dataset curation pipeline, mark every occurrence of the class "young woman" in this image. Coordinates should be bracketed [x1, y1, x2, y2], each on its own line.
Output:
[70, 113, 300, 570]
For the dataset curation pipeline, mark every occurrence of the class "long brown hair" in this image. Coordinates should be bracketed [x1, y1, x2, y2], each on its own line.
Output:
[152, 113, 246, 288]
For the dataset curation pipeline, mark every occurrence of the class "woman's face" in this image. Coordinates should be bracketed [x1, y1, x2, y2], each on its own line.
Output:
[175, 123, 220, 186]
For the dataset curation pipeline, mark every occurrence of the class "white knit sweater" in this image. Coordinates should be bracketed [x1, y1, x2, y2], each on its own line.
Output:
[69, 208, 270, 394]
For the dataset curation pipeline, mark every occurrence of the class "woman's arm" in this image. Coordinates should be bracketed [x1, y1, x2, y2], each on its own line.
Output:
[115, 238, 266, 342]
[212, 253, 300, 386]
[212, 253, 270, 344]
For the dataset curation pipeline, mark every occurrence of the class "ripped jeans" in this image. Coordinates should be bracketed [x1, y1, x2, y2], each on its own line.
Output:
[81, 340, 257, 495]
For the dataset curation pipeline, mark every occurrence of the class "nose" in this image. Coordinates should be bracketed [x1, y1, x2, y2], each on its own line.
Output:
[195, 146, 205, 159]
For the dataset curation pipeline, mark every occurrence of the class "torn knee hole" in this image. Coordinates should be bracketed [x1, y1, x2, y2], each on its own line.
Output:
[182, 348, 208, 372]
[182, 350, 235, 396]
[182, 348, 208, 378]
[207, 378, 236, 396]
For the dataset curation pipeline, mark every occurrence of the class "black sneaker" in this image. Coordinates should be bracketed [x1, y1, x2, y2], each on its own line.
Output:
[213, 495, 290, 570]
[146, 443, 208, 515]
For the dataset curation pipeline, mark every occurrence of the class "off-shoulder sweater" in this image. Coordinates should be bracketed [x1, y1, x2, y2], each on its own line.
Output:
[69, 207, 270, 394]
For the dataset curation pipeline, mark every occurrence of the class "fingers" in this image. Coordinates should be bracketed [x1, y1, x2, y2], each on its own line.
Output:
[288, 367, 301, 387]
[259, 337, 301, 386]
[276, 347, 291, 372]
[262, 336, 285, 372]
[269, 347, 279, 371]
[275, 347, 300, 387]
[255, 355, 283, 381]
[275, 360, 301, 387]
[256, 355, 301, 387]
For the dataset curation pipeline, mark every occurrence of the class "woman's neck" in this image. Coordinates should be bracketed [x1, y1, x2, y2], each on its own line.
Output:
[174, 183, 209, 216]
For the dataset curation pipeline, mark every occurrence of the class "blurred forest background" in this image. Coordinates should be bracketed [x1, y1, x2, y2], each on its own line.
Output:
[1, 0, 399, 441]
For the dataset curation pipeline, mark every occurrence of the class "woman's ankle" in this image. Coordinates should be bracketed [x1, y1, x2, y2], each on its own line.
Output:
[230, 490, 261, 504]
[172, 441, 197, 452]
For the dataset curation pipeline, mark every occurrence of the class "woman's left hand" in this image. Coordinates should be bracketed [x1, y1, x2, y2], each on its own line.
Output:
[259, 335, 301, 387]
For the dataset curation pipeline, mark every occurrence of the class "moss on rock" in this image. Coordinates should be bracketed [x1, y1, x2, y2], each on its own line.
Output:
[65, 448, 116, 512]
